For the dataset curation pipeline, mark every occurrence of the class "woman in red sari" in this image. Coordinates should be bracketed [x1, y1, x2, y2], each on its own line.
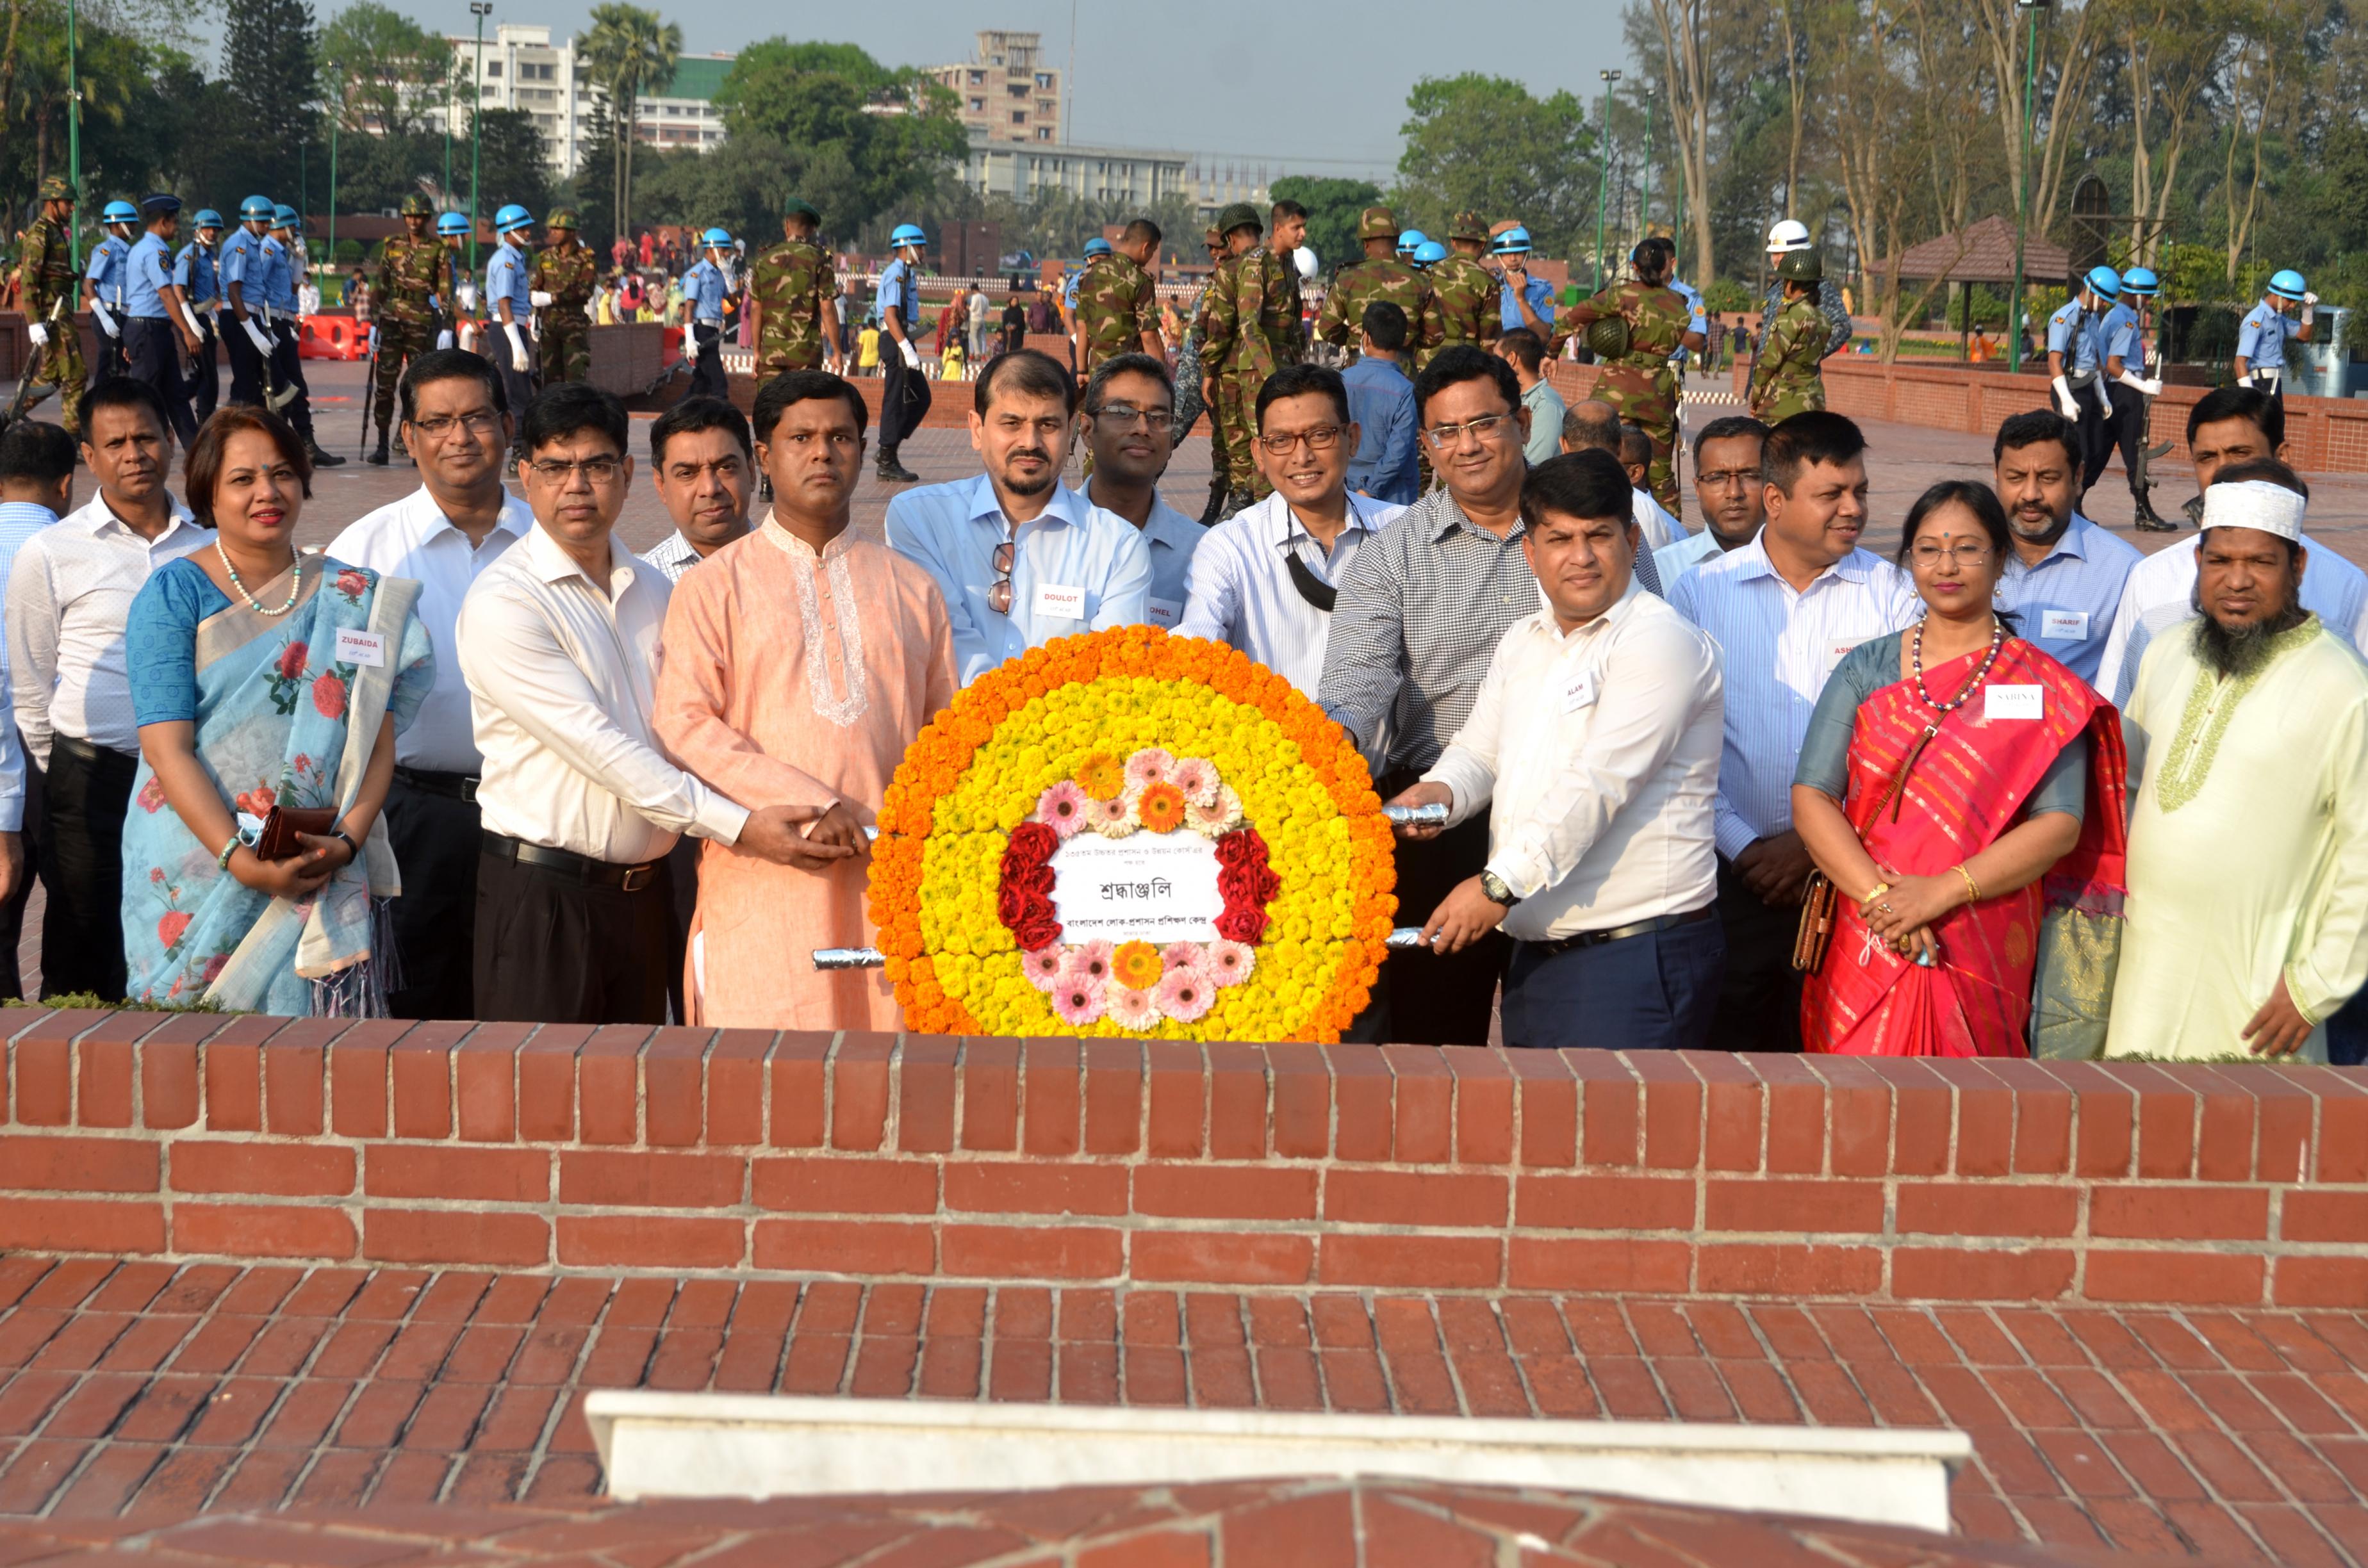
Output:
[1792, 482, 2126, 1057]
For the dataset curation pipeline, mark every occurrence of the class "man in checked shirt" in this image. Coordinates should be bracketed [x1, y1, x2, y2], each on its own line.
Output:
[1318, 345, 1541, 1045]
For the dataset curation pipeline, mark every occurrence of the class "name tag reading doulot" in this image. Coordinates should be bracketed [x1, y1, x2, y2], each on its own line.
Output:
[1986, 684, 2044, 721]
[334, 628, 388, 669]
[1051, 832, 1223, 944]
[2039, 609, 2089, 641]
[1033, 583, 1087, 621]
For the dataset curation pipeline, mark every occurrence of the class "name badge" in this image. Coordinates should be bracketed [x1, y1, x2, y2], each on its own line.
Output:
[2039, 609, 2089, 642]
[1825, 640, 1860, 673]
[1986, 684, 2043, 721]
[334, 628, 387, 669]
[1034, 583, 1086, 621]
[1147, 596, 1183, 629]
[1562, 671, 1600, 714]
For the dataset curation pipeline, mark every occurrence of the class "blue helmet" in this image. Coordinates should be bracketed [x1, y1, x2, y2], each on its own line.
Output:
[1413, 240, 1449, 268]
[1083, 236, 1112, 257]
[2268, 268, 2308, 301]
[239, 195, 275, 222]
[436, 212, 470, 237]
[2120, 266, 2160, 297]
[2084, 265, 2121, 300]
[101, 199, 140, 227]
[699, 227, 734, 249]
[1395, 229, 1427, 255]
[889, 222, 926, 250]
[494, 204, 534, 234]
[1492, 225, 1534, 256]
[193, 208, 224, 231]
[272, 204, 299, 229]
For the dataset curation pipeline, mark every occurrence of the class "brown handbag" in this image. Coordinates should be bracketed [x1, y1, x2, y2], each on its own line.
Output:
[1790, 729, 1928, 974]
[253, 804, 338, 862]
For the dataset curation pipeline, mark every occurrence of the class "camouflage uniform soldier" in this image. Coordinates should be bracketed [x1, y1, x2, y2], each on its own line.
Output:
[529, 209, 597, 387]
[9, 178, 88, 437]
[1315, 206, 1438, 364]
[1424, 210, 1502, 366]
[1174, 225, 1224, 524]
[1547, 243, 1693, 511]
[364, 195, 456, 464]
[1074, 217, 1163, 377]
[1197, 202, 1298, 516]
[749, 197, 842, 375]
[1748, 250, 1829, 425]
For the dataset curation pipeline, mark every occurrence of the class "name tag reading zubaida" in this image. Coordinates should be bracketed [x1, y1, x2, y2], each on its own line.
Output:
[334, 628, 388, 669]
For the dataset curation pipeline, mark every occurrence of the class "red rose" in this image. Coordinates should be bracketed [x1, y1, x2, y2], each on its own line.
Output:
[311, 671, 348, 719]
[1215, 907, 1268, 944]
[276, 641, 309, 680]
[1006, 821, 1058, 865]
[336, 568, 370, 598]
[1009, 862, 1055, 897]
[1014, 911, 1062, 951]
[1213, 829, 1261, 869]
[996, 883, 1031, 928]
[158, 910, 192, 951]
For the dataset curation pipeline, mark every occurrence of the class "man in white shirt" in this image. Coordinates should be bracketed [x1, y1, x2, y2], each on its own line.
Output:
[1389, 449, 1725, 1050]
[1669, 411, 1919, 1052]
[5, 380, 204, 1000]
[1556, 400, 1676, 591]
[1179, 363, 1403, 695]
[457, 384, 812, 1025]
[0, 420, 78, 999]
[885, 349, 1151, 683]
[327, 350, 531, 1020]
[1078, 354, 1200, 631]
[642, 396, 755, 584]
[2093, 384, 2368, 704]
[1656, 416, 1768, 590]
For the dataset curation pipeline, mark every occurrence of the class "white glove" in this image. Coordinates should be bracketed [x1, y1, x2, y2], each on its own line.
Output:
[436, 329, 455, 350]
[529, 290, 553, 307]
[90, 301, 120, 338]
[2091, 377, 2111, 415]
[2301, 293, 2318, 325]
[179, 302, 204, 339]
[2116, 370, 2163, 397]
[2237, 372, 2255, 388]
[25, 323, 47, 348]
[2051, 375, 2079, 419]
[241, 317, 274, 355]
[505, 322, 529, 373]
[898, 338, 920, 370]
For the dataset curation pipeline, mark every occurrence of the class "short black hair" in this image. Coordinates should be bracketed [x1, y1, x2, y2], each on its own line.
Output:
[1993, 409, 2080, 470]
[976, 347, 1078, 417]
[76, 377, 172, 443]
[1522, 449, 1634, 532]
[1618, 423, 1652, 468]
[1762, 409, 1868, 493]
[1255, 363, 1350, 430]
[651, 395, 753, 466]
[1412, 344, 1520, 424]
[519, 382, 629, 457]
[1498, 328, 1545, 373]
[1898, 479, 2013, 568]
[1561, 402, 1620, 455]
[1361, 301, 1408, 353]
[2187, 383, 2284, 450]
[399, 347, 506, 425]
[0, 420, 78, 488]
[1693, 416, 1768, 466]
[1121, 217, 1161, 247]
[752, 369, 867, 442]
[1083, 353, 1172, 416]
[2210, 454, 2308, 500]
[1270, 200, 1308, 223]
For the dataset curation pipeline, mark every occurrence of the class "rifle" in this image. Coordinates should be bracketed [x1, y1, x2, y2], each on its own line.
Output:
[2128, 347, 2173, 509]
[1, 298, 67, 432]
[359, 323, 378, 453]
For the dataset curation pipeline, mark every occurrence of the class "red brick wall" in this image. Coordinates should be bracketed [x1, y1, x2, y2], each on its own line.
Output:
[5, 1011, 2363, 1309]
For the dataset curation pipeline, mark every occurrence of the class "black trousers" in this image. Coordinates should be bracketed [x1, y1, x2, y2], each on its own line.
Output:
[225, 314, 265, 406]
[666, 835, 698, 1024]
[878, 336, 931, 456]
[1703, 855, 1804, 1054]
[125, 318, 196, 447]
[0, 733, 45, 1002]
[494, 331, 538, 425]
[1372, 806, 1507, 1047]
[474, 842, 671, 1025]
[2105, 383, 2148, 495]
[38, 737, 136, 1002]
[2074, 382, 2115, 493]
[382, 771, 480, 1020]
[270, 320, 315, 440]
[92, 322, 127, 386]
[686, 322, 726, 399]
[189, 316, 220, 427]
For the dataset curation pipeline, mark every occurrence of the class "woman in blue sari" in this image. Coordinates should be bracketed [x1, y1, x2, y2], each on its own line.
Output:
[123, 407, 434, 1013]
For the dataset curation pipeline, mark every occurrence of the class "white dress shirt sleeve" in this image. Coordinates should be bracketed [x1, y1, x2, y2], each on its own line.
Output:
[2093, 566, 2149, 708]
[1174, 528, 1244, 646]
[885, 500, 999, 685]
[0, 637, 20, 834]
[1089, 524, 1154, 632]
[459, 587, 750, 845]
[5, 539, 58, 772]
[1421, 639, 1507, 829]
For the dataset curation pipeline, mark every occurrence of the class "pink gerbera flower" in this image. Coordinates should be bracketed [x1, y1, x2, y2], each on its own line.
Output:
[1206, 940, 1256, 988]
[1051, 978, 1107, 1026]
[1088, 795, 1137, 837]
[1167, 756, 1219, 807]
[1021, 947, 1067, 991]
[1160, 941, 1207, 977]
[1124, 747, 1175, 789]
[1185, 785, 1244, 837]
[1062, 939, 1115, 987]
[1153, 965, 1215, 1023]
[1106, 984, 1160, 1031]
[1035, 780, 1090, 838]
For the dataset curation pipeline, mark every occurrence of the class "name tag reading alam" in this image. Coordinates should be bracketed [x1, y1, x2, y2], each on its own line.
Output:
[1034, 583, 1087, 621]
[1986, 684, 2043, 721]
[334, 628, 388, 669]
[1051, 831, 1224, 943]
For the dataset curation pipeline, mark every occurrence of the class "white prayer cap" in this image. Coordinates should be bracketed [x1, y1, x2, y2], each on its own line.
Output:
[2201, 478, 2306, 544]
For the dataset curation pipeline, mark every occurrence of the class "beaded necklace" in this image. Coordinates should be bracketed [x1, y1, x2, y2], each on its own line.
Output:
[216, 540, 303, 617]
[1871, 615, 2007, 823]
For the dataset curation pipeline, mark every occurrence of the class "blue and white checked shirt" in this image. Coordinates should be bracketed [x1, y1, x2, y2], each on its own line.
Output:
[885, 474, 1153, 685]
[0, 503, 58, 832]
[1668, 534, 1920, 858]
[1177, 491, 1404, 697]
[1994, 513, 2141, 690]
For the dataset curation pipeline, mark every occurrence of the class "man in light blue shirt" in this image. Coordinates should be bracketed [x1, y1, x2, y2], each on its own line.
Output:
[1490, 226, 1555, 334]
[1989, 409, 2139, 690]
[0, 418, 74, 999]
[1078, 353, 1200, 630]
[2236, 270, 2315, 400]
[1668, 273, 1707, 375]
[124, 195, 201, 448]
[678, 227, 732, 400]
[1497, 327, 1566, 467]
[1340, 302, 1418, 504]
[83, 202, 136, 386]
[485, 205, 539, 421]
[886, 348, 1150, 684]
[174, 209, 224, 425]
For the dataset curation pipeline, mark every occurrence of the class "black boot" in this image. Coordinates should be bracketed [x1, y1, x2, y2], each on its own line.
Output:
[2132, 487, 2178, 532]
[1199, 478, 1228, 528]
[1217, 488, 1255, 523]
[307, 437, 346, 469]
[875, 448, 918, 482]
[365, 434, 391, 466]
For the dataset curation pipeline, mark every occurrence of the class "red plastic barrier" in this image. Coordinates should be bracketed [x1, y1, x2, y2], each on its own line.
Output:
[297, 314, 367, 361]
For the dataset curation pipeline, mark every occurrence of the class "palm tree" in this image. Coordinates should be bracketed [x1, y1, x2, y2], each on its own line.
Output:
[576, 2, 680, 247]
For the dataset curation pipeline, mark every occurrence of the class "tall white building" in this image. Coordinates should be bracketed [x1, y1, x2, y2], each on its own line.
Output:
[926, 29, 1062, 145]
[432, 24, 734, 176]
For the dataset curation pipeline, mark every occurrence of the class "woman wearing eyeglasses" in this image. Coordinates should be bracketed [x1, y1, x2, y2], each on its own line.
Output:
[120, 406, 436, 1014]
[1789, 481, 2126, 1057]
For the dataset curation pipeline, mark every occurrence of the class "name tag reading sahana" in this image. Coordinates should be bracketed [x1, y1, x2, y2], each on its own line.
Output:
[334, 628, 388, 669]
[1034, 583, 1087, 621]
[2038, 609, 2089, 641]
[1986, 684, 2043, 721]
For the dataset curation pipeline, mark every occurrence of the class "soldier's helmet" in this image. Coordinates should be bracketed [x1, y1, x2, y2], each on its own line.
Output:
[37, 176, 75, 204]
[1217, 203, 1262, 239]
[1412, 241, 1448, 270]
[1356, 207, 1397, 242]
[547, 209, 579, 232]
[1448, 210, 1490, 244]
[1766, 218, 1812, 254]
[1586, 314, 1632, 360]
[889, 223, 928, 250]
[1395, 229, 1426, 257]
[1776, 249, 1823, 284]
[494, 205, 534, 235]
[783, 198, 821, 224]
[272, 205, 300, 230]
[1083, 237, 1113, 258]
[2120, 266, 2160, 298]
[700, 227, 734, 250]
[193, 209, 224, 231]
[436, 213, 470, 238]
[101, 200, 142, 227]
[399, 195, 434, 218]
[239, 196, 275, 222]
[1491, 226, 1534, 257]
[2268, 269, 2308, 301]
[2084, 265, 2122, 300]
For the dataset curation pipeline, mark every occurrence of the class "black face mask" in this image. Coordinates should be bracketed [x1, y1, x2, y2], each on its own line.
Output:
[1285, 548, 1336, 613]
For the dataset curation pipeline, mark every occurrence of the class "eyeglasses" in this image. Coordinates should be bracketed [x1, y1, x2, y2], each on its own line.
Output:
[1910, 542, 1994, 567]
[987, 540, 1016, 615]
[1089, 402, 1172, 431]
[1424, 412, 1517, 448]
[1258, 424, 1345, 455]
[1696, 468, 1759, 489]
[527, 455, 623, 485]
[411, 411, 502, 441]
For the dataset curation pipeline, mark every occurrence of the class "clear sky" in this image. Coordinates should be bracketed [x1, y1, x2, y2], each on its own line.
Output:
[333, 0, 1637, 181]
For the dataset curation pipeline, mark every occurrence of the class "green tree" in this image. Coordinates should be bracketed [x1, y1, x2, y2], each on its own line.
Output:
[1391, 74, 1597, 262]
[1267, 176, 1383, 272]
[470, 108, 552, 218]
[320, 1, 454, 138]
[712, 37, 965, 240]
[220, 0, 320, 202]
[575, 2, 679, 245]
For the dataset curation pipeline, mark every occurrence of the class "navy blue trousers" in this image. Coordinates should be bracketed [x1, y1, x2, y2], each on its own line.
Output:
[1500, 911, 1727, 1052]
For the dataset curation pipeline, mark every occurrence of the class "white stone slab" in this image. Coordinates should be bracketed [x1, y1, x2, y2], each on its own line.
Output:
[585, 1390, 1971, 1534]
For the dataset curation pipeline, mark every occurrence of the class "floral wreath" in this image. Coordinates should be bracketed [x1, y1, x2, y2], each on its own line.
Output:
[871, 626, 1397, 1041]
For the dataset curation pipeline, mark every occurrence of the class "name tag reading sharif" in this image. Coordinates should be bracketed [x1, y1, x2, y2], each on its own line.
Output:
[1034, 583, 1087, 621]
[1986, 684, 2043, 721]
[1050, 832, 1224, 943]
[2039, 608, 2089, 641]
[333, 628, 388, 669]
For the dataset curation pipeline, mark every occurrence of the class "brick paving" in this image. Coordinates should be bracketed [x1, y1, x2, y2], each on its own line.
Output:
[0, 1257, 2364, 1562]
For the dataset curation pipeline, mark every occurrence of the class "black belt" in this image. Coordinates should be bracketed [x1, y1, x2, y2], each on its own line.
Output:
[1522, 902, 1716, 956]
[396, 765, 479, 803]
[481, 830, 662, 892]
[51, 734, 137, 768]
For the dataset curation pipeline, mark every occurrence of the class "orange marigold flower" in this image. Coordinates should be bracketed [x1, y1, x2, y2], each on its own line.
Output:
[1135, 780, 1187, 833]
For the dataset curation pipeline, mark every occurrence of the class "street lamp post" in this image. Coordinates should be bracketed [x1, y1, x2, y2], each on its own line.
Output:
[2008, 0, 2050, 374]
[469, 1, 493, 274]
[1640, 85, 1657, 245]
[329, 94, 339, 293]
[66, 0, 82, 266]
[1594, 69, 1620, 291]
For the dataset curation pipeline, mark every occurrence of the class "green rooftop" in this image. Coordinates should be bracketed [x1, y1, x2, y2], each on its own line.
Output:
[659, 55, 734, 102]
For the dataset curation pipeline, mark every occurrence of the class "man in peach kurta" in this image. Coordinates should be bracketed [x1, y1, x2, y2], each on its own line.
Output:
[655, 372, 957, 1027]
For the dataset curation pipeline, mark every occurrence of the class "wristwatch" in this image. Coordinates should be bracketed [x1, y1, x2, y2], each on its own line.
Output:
[1479, 869, 1520, 908]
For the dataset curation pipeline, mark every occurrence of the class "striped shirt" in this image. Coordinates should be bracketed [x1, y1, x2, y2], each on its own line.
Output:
[1317, 489, 1538, 779]
[1668, 534, 1920, 858]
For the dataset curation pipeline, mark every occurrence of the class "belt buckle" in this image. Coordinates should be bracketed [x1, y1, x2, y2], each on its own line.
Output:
[459, 776, 479, 803]
[620, 865, 654, 893]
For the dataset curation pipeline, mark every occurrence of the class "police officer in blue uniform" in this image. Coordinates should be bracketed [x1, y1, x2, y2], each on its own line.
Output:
[875, 222, 931, 482]
[1491, 225, 1557, 335]
[678, 227, 732, 400]
[176, 209, 225, 427]
[2236, 270, 2315, 405]
[485, 204, 539, 417]
[2095, 265, 2171, 525]
[83, 199, 139, 387]
[123, 195, 202, 446]
[2048, 266, 2117, 489]
[220, 195, 279, 409]
[266, 205, 340, 465]
[434, 211, 471, 348]
[1660, 239, 1709, 377]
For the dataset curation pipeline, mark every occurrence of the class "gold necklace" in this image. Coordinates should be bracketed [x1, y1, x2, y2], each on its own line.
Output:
[216, 540, 303, 617]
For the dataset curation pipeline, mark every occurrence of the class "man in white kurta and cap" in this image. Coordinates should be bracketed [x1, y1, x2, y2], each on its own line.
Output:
[2107, 463, 2368, 1062]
